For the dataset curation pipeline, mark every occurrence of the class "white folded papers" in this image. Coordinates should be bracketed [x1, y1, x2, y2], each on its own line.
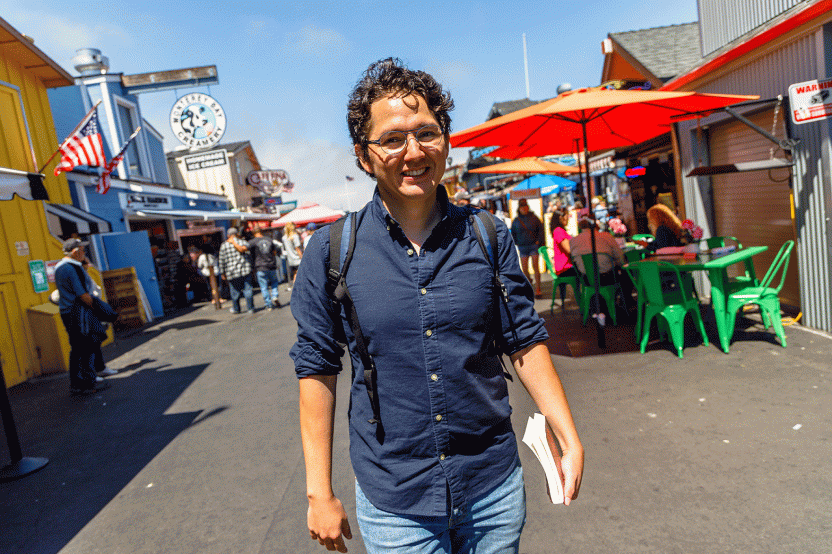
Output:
[521, 413, 565, 505]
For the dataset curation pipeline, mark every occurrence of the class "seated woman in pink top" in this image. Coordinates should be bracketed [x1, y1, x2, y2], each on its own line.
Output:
[550, 209, 577, 277]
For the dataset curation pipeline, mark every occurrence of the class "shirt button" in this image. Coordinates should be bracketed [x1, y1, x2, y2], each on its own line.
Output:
[421, 288, 427, 295]
[439, 454, 446, 461]
[425, 329, 432, 337]
[435, 414, 443, 422]
[386, 225, 390, 231]
[407, 248, 415, 256]
[430, 373, 438, 381]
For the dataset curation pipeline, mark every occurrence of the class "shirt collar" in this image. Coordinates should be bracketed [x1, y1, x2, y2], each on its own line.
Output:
[369, 185, 467, 234]
[62, 256, 83, 266]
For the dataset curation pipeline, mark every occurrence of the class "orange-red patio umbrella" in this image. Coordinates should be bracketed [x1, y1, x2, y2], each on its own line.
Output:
[451, 87, 758, 154]
[468, 157, 582, 175]
[451, 87, 758, 347]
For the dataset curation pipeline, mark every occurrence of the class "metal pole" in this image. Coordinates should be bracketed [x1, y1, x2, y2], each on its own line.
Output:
[582, 119, 605, 348]
[523, 33, 530, 99]
[0, 358, 49, 482]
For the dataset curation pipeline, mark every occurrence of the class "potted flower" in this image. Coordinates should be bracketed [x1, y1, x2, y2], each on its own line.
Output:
[681, 219, 703, 243]
[681, 219, 703, 252]
[608, 217, 627, 247]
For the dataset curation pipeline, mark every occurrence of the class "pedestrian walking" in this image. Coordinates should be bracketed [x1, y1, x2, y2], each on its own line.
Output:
[54, 238, 110, 394]
[249, 225, 282, 310]
[511, 198, 545, 297]
[290, 57, 583, 554]
[218, 227, 254, 313]
[303, 222, 317, 250]
[197, 244, 222, 309]
[282, 222, 303, 289]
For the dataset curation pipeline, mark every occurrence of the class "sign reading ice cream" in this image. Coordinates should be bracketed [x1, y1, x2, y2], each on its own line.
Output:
[170, 93, 227, 148]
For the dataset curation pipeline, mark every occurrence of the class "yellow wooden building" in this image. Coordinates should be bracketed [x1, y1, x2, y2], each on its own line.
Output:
[0, 17, 108, 387]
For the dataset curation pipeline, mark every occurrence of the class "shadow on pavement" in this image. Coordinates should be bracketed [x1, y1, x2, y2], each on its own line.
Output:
[539, 288, 721, 358]
[0, 362, 212, 554]
[540, 291, 641, 358]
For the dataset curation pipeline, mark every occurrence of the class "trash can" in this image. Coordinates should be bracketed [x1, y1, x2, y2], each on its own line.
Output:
[26, 303, 69, 376]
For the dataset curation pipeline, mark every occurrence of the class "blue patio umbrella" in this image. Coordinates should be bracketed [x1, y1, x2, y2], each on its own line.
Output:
[509, 174, 576, 198]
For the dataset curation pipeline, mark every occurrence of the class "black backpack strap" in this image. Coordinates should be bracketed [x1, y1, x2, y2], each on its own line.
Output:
[326, 214, 382, 432]
[470, 210, 519, 372]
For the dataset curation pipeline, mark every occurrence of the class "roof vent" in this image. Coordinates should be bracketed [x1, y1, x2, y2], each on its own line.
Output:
[556, 83, 572, 95]
[72, 48, 110, 76]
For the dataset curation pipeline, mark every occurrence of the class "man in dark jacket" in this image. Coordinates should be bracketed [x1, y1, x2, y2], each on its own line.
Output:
[54, 238, 109, 394]
[249, 225, 281, 310]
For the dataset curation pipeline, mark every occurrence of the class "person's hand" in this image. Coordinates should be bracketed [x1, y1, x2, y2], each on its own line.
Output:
[560, 444, 584, 506]
[634, 240, 649, 248]
[307, 494, 352, 552]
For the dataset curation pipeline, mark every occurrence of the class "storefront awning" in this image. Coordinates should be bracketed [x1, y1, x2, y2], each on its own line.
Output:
[0, 168, 49, 200]
[45, 203, 112, 234]
[126, 208, 284, 221]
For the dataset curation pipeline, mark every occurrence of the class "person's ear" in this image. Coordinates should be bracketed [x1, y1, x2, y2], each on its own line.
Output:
[355, 144, 373, 176]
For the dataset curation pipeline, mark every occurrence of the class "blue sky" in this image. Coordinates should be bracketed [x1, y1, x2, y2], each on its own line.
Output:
[3, 0, 698, 209]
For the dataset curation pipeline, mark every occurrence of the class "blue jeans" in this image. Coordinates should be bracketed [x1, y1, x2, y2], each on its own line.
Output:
[228, 275, 254, 312]
[256, 269, 279, 306]
[356, 465, 526, 554]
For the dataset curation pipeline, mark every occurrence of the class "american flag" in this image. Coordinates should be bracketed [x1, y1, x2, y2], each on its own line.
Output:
[54, 110, 106, 176]
[97, 127, 141, 194]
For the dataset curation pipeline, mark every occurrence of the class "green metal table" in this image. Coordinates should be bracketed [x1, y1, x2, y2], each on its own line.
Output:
[629, 246, 769, 353]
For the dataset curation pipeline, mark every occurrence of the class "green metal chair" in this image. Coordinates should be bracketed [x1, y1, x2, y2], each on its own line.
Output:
[578, 253, 622, 326]
[631, 233, 654, 242]
[624, 263, 646, 342]
[624, 248, 647, 264]
[634, 260, 709, 358]
[538, 246, 581, 311]
[724, 240, 794, 352]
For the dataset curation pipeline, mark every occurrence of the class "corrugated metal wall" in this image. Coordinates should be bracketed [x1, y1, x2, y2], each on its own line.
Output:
[709, 110, 801, 308]
[678, 30, 832, 331]
[698, 0, 807, 55]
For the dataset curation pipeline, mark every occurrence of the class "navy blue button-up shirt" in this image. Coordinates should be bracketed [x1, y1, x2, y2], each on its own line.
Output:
[290, 187, 548, 516]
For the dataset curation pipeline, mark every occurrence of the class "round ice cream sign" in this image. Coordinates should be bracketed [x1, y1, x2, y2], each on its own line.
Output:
[170, 93, 226, 149]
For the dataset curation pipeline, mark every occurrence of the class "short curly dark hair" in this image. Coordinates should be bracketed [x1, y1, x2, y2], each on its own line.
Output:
[347, 57, 454, 175]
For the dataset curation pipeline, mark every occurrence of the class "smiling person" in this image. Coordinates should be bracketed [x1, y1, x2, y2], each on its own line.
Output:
[290, 58, 583, 554]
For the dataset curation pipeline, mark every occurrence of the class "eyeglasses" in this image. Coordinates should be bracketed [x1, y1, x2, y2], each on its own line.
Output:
[366, 124, 444, 155]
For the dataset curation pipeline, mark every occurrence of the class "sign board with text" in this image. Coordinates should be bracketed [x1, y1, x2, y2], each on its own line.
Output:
[183, 150, 228, 171]
[788, 78, 832, 124]
[119, 192, 172, 211]
[29, 260, 49, 293]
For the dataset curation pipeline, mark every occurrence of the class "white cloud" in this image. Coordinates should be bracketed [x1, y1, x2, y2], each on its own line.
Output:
[2, 7, 130, 65]
[285, 25, 351, 59]
[254, 128, 374, 212]
[427, 59, 480, 91]
[246, 19, 271, 38]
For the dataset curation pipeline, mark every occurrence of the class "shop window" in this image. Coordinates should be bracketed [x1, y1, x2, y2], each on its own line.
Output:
[115, 101, 144, 177]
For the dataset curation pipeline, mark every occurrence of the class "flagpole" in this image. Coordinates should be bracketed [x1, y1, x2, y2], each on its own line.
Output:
[98, 126, 141, 194]
[37, 100, 102, 174]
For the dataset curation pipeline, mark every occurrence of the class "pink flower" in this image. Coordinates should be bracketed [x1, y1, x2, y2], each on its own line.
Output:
[608, 217, 627, 236]
[681, 218, 703, 241]
[691, 226, 703, 240]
